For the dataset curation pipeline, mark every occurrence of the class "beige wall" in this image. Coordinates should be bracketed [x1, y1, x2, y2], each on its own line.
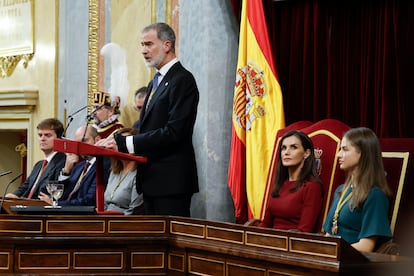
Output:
[0, 131, 23, 194]
[110, 0, 152, 128]
[0, 0, 58, 188]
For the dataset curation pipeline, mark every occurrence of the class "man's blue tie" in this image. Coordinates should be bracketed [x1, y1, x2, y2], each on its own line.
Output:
[152, 71, 161, 91]
[146, 72, 161, 108]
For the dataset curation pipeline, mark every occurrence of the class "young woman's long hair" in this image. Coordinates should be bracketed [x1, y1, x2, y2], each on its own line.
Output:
[271, 130, 323, 197]
[341, 127, 391, 210]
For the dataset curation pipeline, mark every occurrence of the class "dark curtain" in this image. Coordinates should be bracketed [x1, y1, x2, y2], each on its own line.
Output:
[229, 0, 242, 22]
[231, 0, 413, 138]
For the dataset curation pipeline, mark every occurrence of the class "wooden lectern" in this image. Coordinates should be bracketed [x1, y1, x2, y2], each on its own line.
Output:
[0, 198, 48, 214]
[53, 138, 147, 214]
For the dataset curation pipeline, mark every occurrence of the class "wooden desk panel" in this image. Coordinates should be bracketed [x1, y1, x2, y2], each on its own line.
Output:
[0, 198, 48, 215]
[0, 215, 411, 275]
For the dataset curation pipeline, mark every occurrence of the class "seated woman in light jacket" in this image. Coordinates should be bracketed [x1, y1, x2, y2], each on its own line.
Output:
[104, 128, 144, 215]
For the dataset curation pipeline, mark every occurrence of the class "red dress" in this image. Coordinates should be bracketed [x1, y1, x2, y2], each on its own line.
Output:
[259, 180, 323, 232]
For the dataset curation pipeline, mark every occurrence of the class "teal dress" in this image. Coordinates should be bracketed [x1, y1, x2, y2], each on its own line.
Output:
[323, 184, 392, 245]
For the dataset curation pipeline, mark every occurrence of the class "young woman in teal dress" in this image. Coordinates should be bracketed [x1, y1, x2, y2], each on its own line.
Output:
[323, 127, 392, 252]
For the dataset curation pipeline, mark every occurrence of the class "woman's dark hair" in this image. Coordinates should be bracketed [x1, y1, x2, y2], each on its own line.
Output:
[271, 130, 323, 197]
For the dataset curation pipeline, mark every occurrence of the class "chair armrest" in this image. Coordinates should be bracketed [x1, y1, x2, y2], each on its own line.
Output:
[376, 240, 400, 255]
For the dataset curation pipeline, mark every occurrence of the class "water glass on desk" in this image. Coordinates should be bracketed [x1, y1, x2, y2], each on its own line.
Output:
[46, 181, 64, 208]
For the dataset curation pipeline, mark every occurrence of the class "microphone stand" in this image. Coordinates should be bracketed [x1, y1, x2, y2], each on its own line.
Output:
[81, 108, 96, 142]
[81, 116, 92, 142]
[82, 105, 104, 142]
[0, 173, 23, 213]
[0, 171, 12, 177]
[64, 105, 88, 137]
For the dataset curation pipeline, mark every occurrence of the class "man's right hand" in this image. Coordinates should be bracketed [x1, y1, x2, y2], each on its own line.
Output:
[63, 153, 79, 174]
[95, 137, 118, 151]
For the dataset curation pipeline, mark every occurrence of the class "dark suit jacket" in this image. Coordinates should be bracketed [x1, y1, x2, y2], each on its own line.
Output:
[116, 62, 199, 197]
[13, 152, 66, 198]
[58, 159, 110, 206]
[132, 119, 141, 129]
[58, 160, 97, 206]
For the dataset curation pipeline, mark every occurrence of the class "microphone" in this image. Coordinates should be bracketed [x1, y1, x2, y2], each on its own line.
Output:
[83, 106, 101, 142]
[0, 171, 12, 177]
[86, 105, 104, 121]
[68, 105, 88, 119]
[0, 172, 23, 213]
[82, 105, 105, 141]
[64, 105, 88, 137]
[86, 112, 94, 121]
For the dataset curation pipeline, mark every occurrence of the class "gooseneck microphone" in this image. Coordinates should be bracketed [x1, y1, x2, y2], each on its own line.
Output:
[86, 110, 95, 122]
[82, 105, 104, 142]
[0, 172, 23, 213]
[0, 171, 12, 177]
[86, 105, 104, 122]
[64, 105, 88, 137]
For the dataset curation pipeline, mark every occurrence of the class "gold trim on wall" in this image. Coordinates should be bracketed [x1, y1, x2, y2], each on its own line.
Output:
[88, 0, 100, 113]
[0, 54, 33, 78]
[151, 0, 156, 22]
[0, 0, 35, 78]
[165, 0, 171, 25]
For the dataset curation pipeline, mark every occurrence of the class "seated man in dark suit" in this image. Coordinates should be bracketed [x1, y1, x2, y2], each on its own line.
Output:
[39, 125, 109, 206]
[5, 118, 66, 199]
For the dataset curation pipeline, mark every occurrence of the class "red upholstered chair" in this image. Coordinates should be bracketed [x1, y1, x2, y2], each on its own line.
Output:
[378, 138, 414, 255]
[246, 121, 313, 226]
[300, 119, 350, 232]
[254, 119, 350, 231]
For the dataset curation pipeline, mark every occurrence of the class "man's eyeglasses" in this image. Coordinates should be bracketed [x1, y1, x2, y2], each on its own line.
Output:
[92, 105, 105, 113]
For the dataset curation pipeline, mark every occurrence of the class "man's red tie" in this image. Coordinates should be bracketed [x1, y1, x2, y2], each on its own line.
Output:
[41, 159, 48, 172]
[27, 159, 48, 199]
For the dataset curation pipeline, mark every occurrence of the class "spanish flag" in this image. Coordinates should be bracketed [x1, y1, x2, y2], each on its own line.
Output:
[228, 0, 285, 223]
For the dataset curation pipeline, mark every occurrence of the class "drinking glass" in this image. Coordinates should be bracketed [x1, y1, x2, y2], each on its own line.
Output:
[46, 181, 64, 208]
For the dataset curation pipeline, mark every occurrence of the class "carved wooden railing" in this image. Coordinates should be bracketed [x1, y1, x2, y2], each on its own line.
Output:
[0, 215, 412, 275]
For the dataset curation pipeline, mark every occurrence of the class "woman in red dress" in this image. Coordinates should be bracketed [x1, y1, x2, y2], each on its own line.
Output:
[259, 130, 324, 233]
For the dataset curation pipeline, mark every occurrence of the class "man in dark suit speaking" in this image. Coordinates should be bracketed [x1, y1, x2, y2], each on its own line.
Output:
[98, 22, 199, 217]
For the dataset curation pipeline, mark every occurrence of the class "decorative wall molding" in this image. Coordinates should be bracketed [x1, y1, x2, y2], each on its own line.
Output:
[0, 0, 35, 78]
[88, 0, 100, 113]
[0, 90, 38, 111]
[0, 54, 34, 78]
